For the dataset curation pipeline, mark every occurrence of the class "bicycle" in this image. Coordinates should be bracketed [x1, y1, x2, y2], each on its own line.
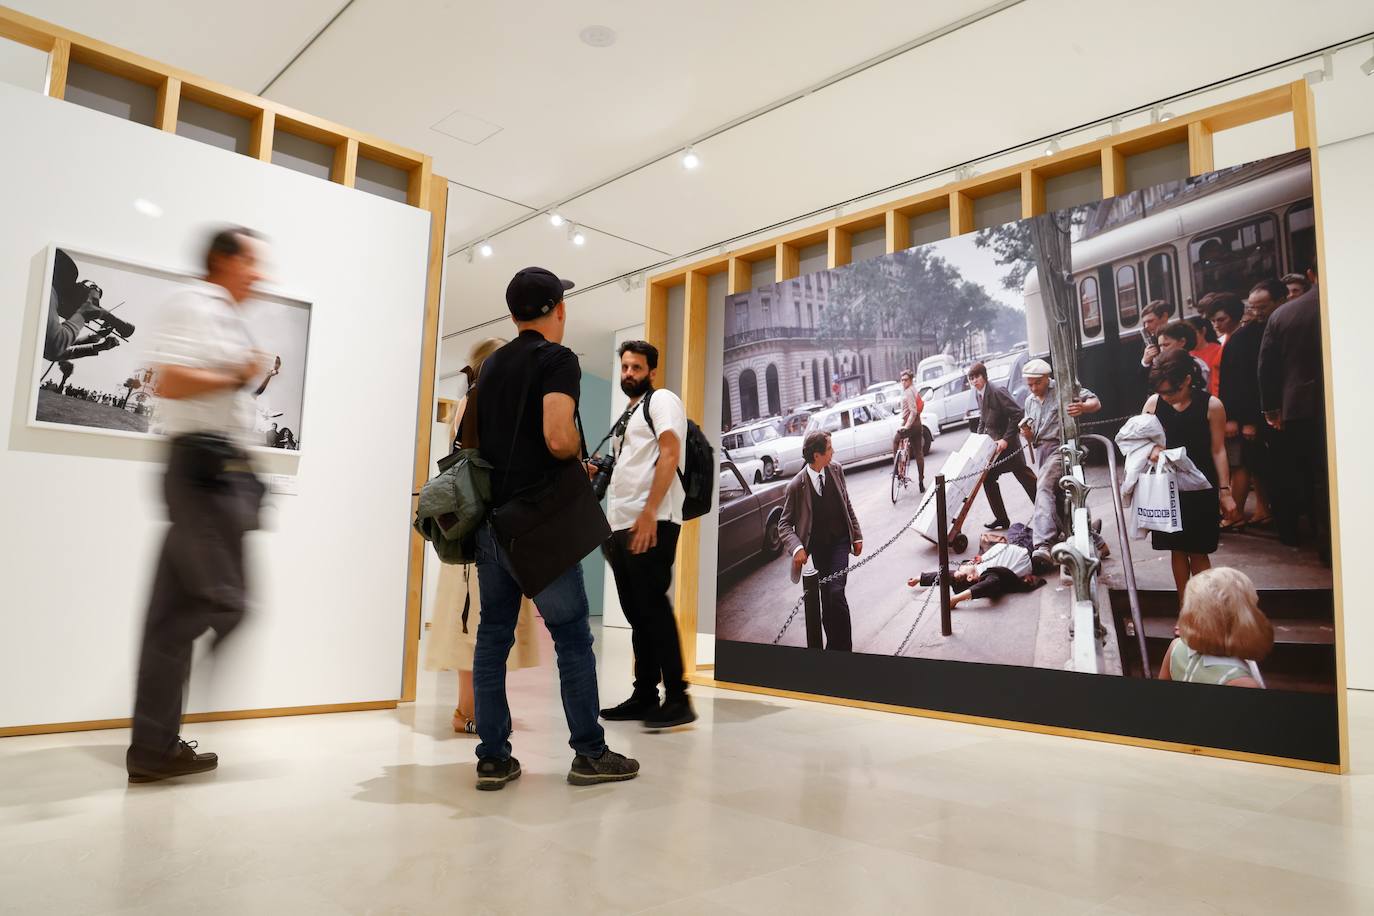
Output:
[891, 434, 911, 504]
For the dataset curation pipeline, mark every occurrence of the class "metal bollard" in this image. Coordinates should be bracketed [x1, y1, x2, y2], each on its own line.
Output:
[801, 567, 823, 649]
[936, 474, 952, 637]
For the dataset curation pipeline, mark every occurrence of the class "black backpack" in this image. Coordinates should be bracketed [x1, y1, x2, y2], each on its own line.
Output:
[642, 388, 714, 521]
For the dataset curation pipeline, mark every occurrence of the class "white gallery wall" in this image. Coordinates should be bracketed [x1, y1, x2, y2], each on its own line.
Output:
[0, 82, 431, 728]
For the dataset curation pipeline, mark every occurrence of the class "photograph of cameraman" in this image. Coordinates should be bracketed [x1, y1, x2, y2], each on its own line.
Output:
[598, 340, 696, 730]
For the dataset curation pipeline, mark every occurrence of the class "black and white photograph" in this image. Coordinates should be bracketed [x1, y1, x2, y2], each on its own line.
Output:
[30, 245, 311, 451]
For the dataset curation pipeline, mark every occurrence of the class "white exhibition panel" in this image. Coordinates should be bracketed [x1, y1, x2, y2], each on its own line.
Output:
[0, 82, 430, 727]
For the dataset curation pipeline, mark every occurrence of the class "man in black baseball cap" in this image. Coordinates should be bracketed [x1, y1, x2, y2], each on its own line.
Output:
[467, 265, 642, 791]
[506, 266, 574, 320]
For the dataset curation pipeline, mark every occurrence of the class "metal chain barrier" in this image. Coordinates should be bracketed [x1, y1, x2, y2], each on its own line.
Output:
[769, 442, 1032, 646]
[894, 581, 938, 657]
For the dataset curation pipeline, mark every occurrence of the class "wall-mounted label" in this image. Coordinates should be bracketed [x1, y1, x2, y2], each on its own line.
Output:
[266, 473, 299, 496]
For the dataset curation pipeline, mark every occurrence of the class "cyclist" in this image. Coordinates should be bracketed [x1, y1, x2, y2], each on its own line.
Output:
[891, 369, 926, 492]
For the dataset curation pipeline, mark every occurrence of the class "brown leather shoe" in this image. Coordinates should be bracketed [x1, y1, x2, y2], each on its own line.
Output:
[127, 738, 218, 784]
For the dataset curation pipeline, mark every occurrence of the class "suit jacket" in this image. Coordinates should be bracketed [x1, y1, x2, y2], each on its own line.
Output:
[778, 462, 863, 558]
[976, 382, 1023, 443]
[1258, 285, 1322, 422]
[1217, 319, 1265, 427]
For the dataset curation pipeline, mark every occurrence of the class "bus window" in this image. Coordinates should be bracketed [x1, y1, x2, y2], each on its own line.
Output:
[1286, 200, 1316, 277]
[1079, 276, 1102, 339]
[1189, 215, 1279, 301]
[1116, 263, 1140, 329]
[1146, 251, 1178, 313]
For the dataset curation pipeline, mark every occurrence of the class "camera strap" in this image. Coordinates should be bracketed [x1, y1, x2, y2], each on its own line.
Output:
[593, 399, 641, 457]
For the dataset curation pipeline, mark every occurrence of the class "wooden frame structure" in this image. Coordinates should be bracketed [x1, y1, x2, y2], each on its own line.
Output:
[649, 80, 1348, 773]
[0, 6, 447, 733]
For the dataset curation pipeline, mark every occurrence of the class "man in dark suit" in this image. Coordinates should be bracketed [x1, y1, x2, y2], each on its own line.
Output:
[968, 361, 1037, 530]
[1259, 282, 1329, 558]
[778, 431, 863, 651]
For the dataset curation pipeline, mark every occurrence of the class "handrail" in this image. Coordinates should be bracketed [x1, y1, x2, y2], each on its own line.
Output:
[1084, 433, 1151, 677]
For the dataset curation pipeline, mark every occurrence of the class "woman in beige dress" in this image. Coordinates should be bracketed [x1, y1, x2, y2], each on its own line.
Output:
[423, 338, 540, 733]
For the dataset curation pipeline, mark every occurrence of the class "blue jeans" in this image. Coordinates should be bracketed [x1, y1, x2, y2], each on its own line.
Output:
[472, 522, 607, 761]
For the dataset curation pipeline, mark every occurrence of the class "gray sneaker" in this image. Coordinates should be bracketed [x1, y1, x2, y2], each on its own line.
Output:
[567, 749, 640, 786]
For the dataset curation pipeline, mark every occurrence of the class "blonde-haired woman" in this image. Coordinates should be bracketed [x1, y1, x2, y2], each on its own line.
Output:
[424, 338, 540, 733]
[1158, 567, 1274, 687]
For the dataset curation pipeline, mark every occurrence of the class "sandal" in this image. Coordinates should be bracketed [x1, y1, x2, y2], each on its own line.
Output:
[453, 709, 476, 734]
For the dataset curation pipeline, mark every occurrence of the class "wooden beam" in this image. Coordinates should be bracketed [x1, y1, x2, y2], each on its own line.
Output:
[645, 283, 670, 366]
[949, 191, 973, 236]
[155, 76, 180, 133]
[401, 177, 450, 703]
[776, 243, 799, 282]
[827, 226, 852, 270]
[1291, 81, 1315, 150]
[249, 110, 275, 162]
[885, 209, 910, 254]
[1187, 120, 1215, 176]
[407, 158, 433, 208]
[1294, 79, 1347, 772]
[1101, 147, 1127, 199]
[674, 270, 709, 675]
[727, 257, 752, 294]
[1020, 169, 1045, 219]
[45, 37, 69, 99]
[332, 137, 358, 187]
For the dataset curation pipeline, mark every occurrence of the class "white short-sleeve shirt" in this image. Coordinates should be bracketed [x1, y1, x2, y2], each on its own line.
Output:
[606, 387, 687, 531]
[148, 282, 256, 443]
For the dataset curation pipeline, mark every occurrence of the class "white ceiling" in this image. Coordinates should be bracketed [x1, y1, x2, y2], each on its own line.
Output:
[15, 0, 1374, 374]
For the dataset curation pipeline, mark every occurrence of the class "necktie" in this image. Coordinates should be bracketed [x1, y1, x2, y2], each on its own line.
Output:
[818, 472, 826, 496]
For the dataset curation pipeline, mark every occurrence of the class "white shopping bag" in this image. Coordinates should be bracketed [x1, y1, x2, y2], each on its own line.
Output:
[1134, 462, 1182, 534]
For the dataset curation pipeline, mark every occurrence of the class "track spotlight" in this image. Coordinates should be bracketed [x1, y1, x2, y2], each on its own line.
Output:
[1305, 52, 1333, 85]
[549, 211, 565, 227]
[955, 165, 973, 182]
[681, 146, 700, 170]
[618, 276, 633, 293]
[1045, 137, 1061, 156]
[1150, 105, 1174, 123]
[1362, 42, 1374, 77]
[568, 224, 586, 246]
[478, 241, 493, 258]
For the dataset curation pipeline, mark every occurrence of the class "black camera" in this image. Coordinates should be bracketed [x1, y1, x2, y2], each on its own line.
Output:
[588, 454, 616, 501]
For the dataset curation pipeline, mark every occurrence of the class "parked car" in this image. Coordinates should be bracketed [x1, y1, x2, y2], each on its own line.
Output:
[919, 368, 983, 433]
[803, 394, 934, 467]
[717, 460, 789, 576]
[720, 418, 804, 480]
[916, 353, 958, 385]
[864, 380, 903, 408]
[865, 391, 939, 454]
[722, 448, 768, 485]
[983, 349, 1030, 412]
[781, 405, 821, 437]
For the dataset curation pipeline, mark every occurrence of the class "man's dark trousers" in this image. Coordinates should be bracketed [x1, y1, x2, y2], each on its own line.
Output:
[983, 446, 1037, 525]
[130, 435, 259, 767]
[805, 541, 852, 651]
[605, 521, 686, 700]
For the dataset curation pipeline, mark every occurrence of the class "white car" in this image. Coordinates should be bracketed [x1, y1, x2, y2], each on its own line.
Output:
[803, 394, 939, 468]
[720, 418, 804, 480]
[721, 449, 769, 485]
[864, 380, 903, 409]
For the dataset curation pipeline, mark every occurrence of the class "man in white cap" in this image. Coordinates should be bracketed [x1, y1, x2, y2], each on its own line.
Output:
[1017, 358, 1100, 567]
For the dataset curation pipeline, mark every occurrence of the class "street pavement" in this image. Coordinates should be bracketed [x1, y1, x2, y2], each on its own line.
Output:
[716, 424, 1103, 672]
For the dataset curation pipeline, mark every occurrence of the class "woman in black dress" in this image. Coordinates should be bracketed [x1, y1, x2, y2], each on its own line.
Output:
[1142, 350, 1237, 597]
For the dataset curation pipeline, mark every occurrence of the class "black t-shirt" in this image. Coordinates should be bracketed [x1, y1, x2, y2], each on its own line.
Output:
[476, 329, 582, 505]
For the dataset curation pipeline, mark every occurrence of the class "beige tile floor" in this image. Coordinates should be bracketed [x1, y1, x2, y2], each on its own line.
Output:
[2, 624, 1372, 916]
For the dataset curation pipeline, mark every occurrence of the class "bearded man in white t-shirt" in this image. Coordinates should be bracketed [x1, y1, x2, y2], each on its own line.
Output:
[598, 340, 697, 730]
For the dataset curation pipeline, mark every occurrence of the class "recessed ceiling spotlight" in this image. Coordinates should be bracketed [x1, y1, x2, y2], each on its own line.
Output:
[478, 241, 493, 258]
[548, 211, 565, 227]
[580, 25, 617, 48]
[681, 146, 700, 170]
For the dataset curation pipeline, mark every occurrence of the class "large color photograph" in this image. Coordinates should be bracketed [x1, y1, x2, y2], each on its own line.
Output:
[717, 149, 1334, 694]
[30, 246, 311, 451]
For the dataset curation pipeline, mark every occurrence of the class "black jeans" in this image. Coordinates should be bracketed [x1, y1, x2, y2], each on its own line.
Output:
[806, 540, 852, 651]
[129, 436, 261, 766]
[982, 446, 1037, 525]
[605, 521, 686, 699]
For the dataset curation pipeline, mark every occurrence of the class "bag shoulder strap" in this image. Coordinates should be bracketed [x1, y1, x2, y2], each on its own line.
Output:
[639, 387, 687, 486]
